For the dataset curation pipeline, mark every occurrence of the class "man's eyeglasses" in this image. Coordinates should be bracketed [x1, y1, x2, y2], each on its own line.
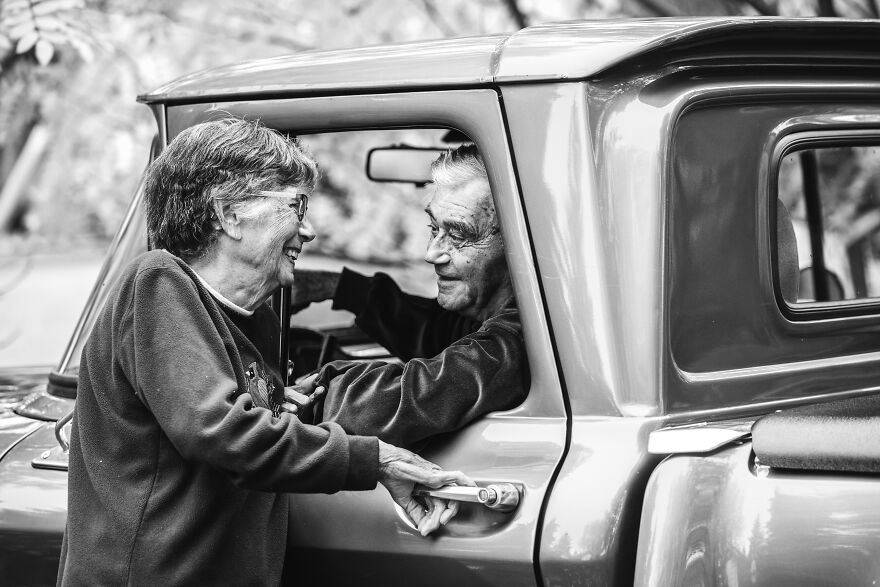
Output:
[257, 190, 309, 221]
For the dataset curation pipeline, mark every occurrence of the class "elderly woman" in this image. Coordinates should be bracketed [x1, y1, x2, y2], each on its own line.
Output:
[58, 118, 468, 586]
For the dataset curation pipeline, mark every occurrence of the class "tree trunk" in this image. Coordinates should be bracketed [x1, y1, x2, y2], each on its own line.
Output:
[628, 0, 677, 16]
[0, 79, 41, 199]
[0, 124, 50, 232]
[816, 0, 838, 16]
[501, 0, 529, 28]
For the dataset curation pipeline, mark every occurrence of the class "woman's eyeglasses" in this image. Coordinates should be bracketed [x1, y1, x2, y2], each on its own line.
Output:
[257, 190, 309, 221]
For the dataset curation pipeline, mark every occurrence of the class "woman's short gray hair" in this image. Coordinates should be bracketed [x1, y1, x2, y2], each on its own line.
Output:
[430, 144, 486, 188]
[144, 117, 318, 262]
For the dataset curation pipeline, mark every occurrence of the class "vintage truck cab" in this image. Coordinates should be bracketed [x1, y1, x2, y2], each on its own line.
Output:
[2, 17, 880, 586]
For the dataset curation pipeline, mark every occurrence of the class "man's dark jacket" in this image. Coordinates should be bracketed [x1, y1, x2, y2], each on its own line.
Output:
[313, 268, 529, 448]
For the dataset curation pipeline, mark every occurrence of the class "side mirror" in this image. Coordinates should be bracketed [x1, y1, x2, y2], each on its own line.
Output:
[365, 145, 446, 186]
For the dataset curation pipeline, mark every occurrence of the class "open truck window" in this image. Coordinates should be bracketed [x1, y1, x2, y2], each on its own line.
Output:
[288, 128, 473, 375]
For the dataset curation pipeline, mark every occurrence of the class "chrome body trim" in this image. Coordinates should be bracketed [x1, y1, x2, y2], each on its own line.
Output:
[31, 444, 68, 471]
[647, 421, 752, 455]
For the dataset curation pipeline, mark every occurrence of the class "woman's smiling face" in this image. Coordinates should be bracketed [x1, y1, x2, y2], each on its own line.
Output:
[236, 187, 316, 294]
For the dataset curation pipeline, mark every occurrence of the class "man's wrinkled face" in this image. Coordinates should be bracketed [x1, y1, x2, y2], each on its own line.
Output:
[424, 177, 511, 320]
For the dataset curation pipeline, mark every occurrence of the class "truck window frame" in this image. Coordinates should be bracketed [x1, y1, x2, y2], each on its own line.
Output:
[774, 129, 880, 321]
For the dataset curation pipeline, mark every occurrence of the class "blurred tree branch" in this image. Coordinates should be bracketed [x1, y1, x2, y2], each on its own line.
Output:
[738, 0, 778, 15]
[630, 0, 677, 16]
[343, 0, 375, 17]
[852, 0, 879, 17]
[816, 0, 838, 16]
[0, 50, 15, 73]
[500, 0, 529, 28]
[0, 257, 30, 296]
[409, 0, 458, 36]
[100, 4, 314, 52]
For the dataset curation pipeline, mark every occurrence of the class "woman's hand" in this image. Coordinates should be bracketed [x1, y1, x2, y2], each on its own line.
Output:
[377, 440, 475, 536]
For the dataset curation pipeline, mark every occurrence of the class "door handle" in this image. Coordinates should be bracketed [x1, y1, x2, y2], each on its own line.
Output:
[413, 482, 521, 513]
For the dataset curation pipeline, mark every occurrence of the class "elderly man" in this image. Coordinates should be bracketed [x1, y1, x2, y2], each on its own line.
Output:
[291, 145, 529, 448]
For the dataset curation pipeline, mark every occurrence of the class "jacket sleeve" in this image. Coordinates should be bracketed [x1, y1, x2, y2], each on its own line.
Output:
[117, 264, 378, 493]
[314, 308, 530, 448]
[332, 268, 481, 360]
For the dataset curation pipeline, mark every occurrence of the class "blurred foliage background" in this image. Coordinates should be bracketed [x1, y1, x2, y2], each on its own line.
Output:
[1, 0, 876, 261]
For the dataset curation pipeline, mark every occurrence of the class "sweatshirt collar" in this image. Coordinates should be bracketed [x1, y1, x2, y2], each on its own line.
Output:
[191, 270, 254, 317]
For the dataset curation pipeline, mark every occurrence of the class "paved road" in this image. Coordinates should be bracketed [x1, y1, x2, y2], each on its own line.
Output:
[0, 253, 104, 369]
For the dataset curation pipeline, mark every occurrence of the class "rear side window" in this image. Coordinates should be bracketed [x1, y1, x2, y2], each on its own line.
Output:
[777, 141, 880, 305]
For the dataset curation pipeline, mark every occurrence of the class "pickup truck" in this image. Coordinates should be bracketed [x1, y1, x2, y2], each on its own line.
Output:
[2, 16, 880, 586]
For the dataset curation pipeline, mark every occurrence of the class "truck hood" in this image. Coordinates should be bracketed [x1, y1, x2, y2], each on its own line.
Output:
[0, 366, 73, 422]
[0, 409, 45, 464]
[0, 367, 58, 463]
[0, 365, 51, 398]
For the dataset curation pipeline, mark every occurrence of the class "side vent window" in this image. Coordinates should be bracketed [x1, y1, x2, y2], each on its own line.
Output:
[777, 142, 880, 304]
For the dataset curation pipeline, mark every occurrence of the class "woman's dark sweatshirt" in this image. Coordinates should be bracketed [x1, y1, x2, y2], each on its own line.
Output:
[58, 250, 378, 586]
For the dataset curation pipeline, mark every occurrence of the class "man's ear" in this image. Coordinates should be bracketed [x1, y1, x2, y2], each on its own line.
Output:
[213, 199, 242, 240]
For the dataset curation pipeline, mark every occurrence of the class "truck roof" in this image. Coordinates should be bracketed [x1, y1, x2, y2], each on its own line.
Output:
[139, 17, 880, 104]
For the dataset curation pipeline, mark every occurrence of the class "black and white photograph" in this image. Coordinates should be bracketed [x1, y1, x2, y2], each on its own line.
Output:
[2, 1, 880, 585]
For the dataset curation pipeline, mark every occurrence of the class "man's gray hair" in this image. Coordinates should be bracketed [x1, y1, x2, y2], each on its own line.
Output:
[430, 144, 487, 188]
[144, 117, 318, 262]
[431, 144, 499, 237]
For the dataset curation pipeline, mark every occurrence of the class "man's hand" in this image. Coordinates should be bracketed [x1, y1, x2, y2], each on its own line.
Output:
[377, 440, 475, 536]
[290, 269, 341, 312]
[280, 373, 325, 416]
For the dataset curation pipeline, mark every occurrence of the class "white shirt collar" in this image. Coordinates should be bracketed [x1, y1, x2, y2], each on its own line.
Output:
[191, 271, 254, 317]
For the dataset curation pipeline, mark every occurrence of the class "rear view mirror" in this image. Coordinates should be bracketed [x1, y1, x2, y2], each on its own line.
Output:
[366, 145, 447, 185]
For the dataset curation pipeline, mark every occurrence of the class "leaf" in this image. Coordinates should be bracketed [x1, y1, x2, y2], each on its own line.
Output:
[15, 31, 38, 54]
[4, 11, 38, 31]
[1, 0, 33, 15]
[65, 33, 92, 61]
[1, 10, 31, 26]
[68, 21, 108, 54]
[34, 38, 53, 64]
[34, 14, 73, 32]
[31, 0, 84, 16]
[38, 29, 67, 43]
